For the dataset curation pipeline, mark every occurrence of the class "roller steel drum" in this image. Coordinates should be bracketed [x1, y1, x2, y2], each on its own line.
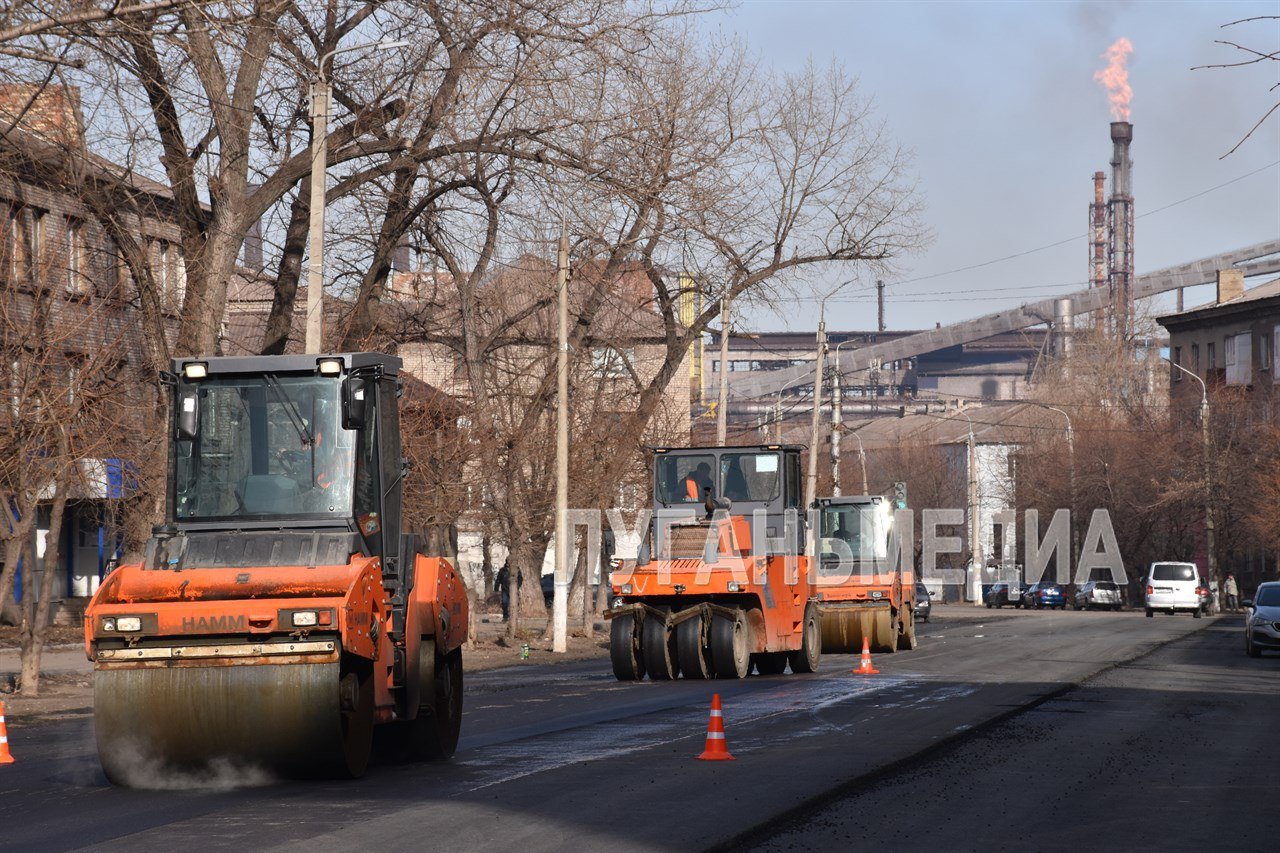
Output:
[95, 660, 370, 786]
[819, 607, 900, 654]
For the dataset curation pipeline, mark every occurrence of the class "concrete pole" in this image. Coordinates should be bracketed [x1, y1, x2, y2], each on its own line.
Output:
[304, 79, 329, 354]
[804, 317, 827, 510]
[964, 416, 982, 606]
[1202, 395, 1217, 591]
[716, 295, 730, 445]
[876, 280, 886, 332]
[830, 363, 842, 496]
[553, 222, 569, 654]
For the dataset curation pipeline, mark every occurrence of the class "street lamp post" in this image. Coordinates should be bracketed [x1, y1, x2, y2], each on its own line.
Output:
[305, 38, 409, 354]
[829, 339, 857, 496]
[952, 408, 983, 606]
[1165, 357, 1216, 592]
[1030, 402, 1075, 585]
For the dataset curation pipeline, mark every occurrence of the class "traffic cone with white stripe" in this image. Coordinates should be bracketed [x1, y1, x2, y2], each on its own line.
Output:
[854, 635, 880, 675]
[695, 693, 735, 761]
[0, 701, 15, 765]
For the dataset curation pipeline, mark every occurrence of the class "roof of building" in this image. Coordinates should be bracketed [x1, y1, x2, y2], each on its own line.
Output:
[1157, 277, 1280, 326]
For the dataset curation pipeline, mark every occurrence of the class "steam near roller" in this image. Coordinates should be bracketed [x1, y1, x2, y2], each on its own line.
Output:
[83, 353, 467, 785]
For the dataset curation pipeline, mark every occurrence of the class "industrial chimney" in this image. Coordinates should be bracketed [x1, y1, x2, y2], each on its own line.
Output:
[1108, 121, 1134, 339]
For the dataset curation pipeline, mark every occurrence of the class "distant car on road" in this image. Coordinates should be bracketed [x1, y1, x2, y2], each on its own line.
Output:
[914, 583, 931, 623]
[984, 581, 1024, 608]
[1244, 582, 1280, 658]
[1145, 562, 1201, 618]
[541, 573, 554, 607]
[1073, 580, 1123, 611]
[1023, 582, 1067, 610]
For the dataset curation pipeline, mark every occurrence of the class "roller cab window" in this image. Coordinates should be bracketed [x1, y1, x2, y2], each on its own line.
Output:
[655, 454, 715, 504]
[719, 452, 781, 503]
[173, 374, 355, 520]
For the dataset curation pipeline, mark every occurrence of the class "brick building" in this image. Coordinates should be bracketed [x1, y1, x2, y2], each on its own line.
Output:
[1, 84, 186, 616]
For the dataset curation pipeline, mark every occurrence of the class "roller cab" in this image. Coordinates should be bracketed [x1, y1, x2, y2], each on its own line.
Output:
[85, 353, 466, 785]
[607, 445, 822, 680]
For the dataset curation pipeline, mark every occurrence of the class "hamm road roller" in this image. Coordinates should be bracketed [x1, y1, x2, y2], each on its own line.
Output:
[811, 493, 917, 654]
[607, 445, 822, 680]
[84, 353, 467, 783]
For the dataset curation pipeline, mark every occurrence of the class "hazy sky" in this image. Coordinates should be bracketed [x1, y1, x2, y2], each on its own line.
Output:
[708, 1, 1280, 333]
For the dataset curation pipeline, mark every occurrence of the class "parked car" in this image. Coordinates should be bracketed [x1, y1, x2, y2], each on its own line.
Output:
[914, 582, 932, 623]
[1243, 582, 1280, 658]
[1023, 581, 1067, 609]
[541, 573, 554, 607]
[1196, 578, 1214, 615]
[984, 582, 1025, 608]
[1073, 580, 1123, 611]
[1145, 561, 1201, 618]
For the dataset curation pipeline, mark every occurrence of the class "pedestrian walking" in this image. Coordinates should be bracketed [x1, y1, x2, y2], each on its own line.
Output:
[1224, 573, 1239, 612]
[496, 561, 511, 622]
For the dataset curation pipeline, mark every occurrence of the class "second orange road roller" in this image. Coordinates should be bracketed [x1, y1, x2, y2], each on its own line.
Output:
[84, 353, 467, 784]
[607, 445, 916, 681]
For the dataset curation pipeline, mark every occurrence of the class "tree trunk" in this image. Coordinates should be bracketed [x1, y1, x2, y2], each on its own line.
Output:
[20, 477, 68, 697]
[260, 189, 310, 355]
[0, 490, 39, 627]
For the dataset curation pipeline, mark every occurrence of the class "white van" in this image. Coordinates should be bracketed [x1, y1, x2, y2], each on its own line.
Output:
[1145, 562, 1202, 618]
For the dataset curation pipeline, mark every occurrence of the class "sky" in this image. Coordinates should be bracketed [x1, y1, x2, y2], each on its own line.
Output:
[706, 1, 1280, 333]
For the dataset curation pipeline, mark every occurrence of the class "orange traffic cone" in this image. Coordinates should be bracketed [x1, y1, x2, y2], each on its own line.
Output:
[695, 693, 735, 761]
[0, 701, 15, 765]
[854, 635, 880, 675]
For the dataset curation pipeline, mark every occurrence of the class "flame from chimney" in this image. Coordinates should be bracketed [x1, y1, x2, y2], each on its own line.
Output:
[1093, 38, 1134, 121]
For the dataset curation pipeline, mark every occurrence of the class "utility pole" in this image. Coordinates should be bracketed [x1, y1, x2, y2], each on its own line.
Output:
[851, 430, 868, 495]
[304, 78, 329, 353]
[304, 39, 407, 354]
[804, 316, 827, 510]
[553, 221, 569, 654]
[716, 295, 730, 445]
[829, 363, 842, 496]
[958, 410, 982, 606]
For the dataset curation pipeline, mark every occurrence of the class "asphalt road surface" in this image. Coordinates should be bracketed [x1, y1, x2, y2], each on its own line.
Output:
[2, 608, 1263, 852]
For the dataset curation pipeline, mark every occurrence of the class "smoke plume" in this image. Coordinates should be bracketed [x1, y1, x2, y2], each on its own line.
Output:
[1094, 37, 1134, 121]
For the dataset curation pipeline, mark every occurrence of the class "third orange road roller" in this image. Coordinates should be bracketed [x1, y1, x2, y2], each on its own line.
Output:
[84, 353, 467, 784]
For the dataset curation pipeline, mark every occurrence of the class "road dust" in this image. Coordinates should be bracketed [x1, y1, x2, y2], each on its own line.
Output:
[102, 740, 275, 790]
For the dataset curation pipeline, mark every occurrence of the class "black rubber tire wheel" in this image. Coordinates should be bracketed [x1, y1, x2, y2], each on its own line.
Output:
[788, 605, 822, 674]
[754, 652, 788, 675]
[711, 609, 751, 679]
[897, 606, 918, 651]
[1145, 608, 1153, 618]
[676, 614, 714, 679]
[642, 614, 678, 680]
[1193, 608, 1202, 619]
[1247, 634, 1261, 658]
[986, 603, 993, 609]
[610, 613, 646, 681]
[337, 654, 375, 777]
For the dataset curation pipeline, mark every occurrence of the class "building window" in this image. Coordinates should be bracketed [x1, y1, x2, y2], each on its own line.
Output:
[1191, 343, 1200, 370]
[1225, 332, 1251, 386]
[65, 218, 88, 295]
[591, 346, 635, 379]
[1260, 333, 1271, 374]
[1207, 342, 1216, 370]
[1172, 346, 1182, 382]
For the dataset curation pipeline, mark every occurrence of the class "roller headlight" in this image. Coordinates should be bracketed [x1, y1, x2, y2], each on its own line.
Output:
[292, 610, 319, 627]
[101, 617, 116, 632]
[611, 597, 624, 609]
[115, 616, 142, 633]
[727, 581, 741, 593]
[620, 583, 633, 594]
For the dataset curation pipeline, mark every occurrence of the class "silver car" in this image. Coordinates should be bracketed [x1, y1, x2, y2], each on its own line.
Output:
[1244, 582, 1280, 658]
[1073, 580, 1123, 611]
